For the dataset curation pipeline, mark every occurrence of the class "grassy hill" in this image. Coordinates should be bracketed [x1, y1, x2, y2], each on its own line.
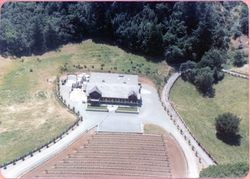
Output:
[170, 75, 248, 164]
[0, 40, 169, 164]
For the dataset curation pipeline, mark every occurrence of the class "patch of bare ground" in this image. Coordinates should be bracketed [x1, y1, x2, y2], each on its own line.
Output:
[163, 134, 187, 178]
[138, 76, 156, 88]
[144, 124, 166, 135]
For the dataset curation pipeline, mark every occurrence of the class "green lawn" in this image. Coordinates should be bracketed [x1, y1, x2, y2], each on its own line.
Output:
[116, 106, 138, 112]
[0, 39, 169, 164]
[86, 105, 108, 112]
[170, 74, 248, 164]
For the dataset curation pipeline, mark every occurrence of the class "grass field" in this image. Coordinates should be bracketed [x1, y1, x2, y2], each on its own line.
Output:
[230, 64, 248, 75]
[0, 39, 169, 164]
[170, 74, 248, 164]
[116, 106, 138, 112]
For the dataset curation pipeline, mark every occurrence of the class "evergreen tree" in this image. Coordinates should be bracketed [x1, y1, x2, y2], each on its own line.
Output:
[215, 113, 240, 138]
[31, 19, 45, 54]
[44, 23, 58, 50]
[194, 67, 214, 96]
[233, 51, 246, 67]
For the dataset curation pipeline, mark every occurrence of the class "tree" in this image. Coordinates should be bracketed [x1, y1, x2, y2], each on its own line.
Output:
[233, 51, 246, 67]
[146, 24, 163, 55]
[215, 113, 241, 145]
[240, 4, 248, 35]
[0, 1, 238, 59]
[180, 60, 197, 72]
[180, 60, 197, 81]
[44, 23, 58, 50]
[198, 49, 225, 70]
[194, 67, 214, 96]
[31, 19, 45, 54]
[164, 45, 184, 63]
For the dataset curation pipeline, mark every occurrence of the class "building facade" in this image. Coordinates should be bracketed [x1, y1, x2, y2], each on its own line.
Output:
[86, 72, 142, 106]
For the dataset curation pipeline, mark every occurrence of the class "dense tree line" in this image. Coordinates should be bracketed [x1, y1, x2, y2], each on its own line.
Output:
[0, 2, 248, 62]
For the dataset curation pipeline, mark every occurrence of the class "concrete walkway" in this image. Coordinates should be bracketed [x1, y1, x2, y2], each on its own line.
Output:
[161, 72, 216, 168]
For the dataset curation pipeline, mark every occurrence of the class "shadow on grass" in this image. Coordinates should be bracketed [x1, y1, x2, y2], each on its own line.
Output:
[216, 133, 242, 146]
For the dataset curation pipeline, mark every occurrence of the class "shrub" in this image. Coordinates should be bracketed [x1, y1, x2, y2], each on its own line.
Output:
[215, 113, 240, 136]
[194, 67, 215, 97]
[200, 162, 248, 177]
[215, 113, 241, 145]
[180, 60, 197, 81]
[233, 51, 246, 67]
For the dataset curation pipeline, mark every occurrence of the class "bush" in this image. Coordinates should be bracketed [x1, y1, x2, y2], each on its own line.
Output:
[194, 67, 215, 97]
[180, 60, 197, 82]
[198, 49, 225, 70]
[233, 30, 242, 40]
[233, 51, 246, 67]
[200, 162, 248, 177]
[215, 113, 241, 145]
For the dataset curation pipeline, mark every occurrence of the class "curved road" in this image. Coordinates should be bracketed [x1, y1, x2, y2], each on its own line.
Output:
[161, 72, 216, 168]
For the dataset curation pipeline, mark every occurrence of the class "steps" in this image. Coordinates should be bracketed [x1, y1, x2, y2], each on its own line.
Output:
[22, 133, 172, 178]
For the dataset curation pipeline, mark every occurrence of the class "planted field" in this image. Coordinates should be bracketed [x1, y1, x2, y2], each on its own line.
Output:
[170, 74, 248, 164]
[0, 40, 169, 164]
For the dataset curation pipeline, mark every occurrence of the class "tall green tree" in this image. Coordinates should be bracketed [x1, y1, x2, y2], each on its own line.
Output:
[194, 67, 215, 96]
[31, 19, 45, 54]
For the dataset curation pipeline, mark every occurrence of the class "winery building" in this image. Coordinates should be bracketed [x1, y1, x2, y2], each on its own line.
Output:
[86, 72, 142, 106]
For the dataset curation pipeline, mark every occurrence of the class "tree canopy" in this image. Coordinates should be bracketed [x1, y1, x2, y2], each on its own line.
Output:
[0, 2, 248, 62]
